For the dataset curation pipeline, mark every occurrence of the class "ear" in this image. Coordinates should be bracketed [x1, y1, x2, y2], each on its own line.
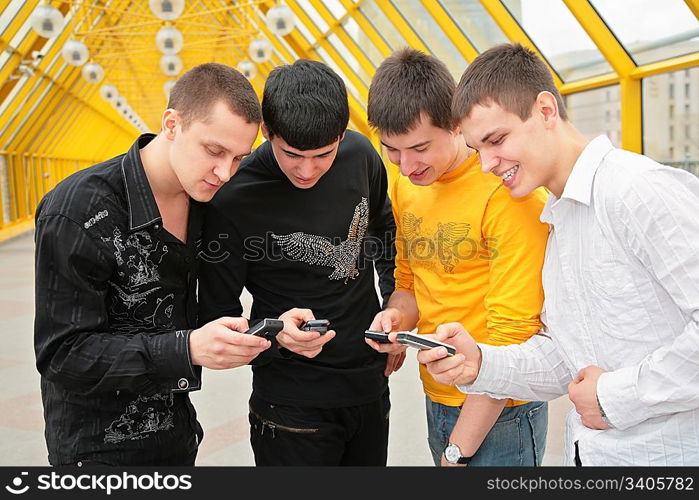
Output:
[261, 123, 271, 141]
[162, 109, 178, 139]
[339, 131, 346, 142]
[535, 91, 559, 129]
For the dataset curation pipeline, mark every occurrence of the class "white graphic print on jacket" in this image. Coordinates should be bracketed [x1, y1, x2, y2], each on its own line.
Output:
[272, 197, 369, 282]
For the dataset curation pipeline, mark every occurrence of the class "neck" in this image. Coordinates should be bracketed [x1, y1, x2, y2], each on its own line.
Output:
[444, 135, 472, 175]
[140, 133, 187, 202]
[546, 122, 590, 198]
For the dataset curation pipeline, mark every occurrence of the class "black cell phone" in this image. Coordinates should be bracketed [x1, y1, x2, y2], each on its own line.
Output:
[364, 330, 392, 344]
[301, 319, 330, 334]
[395, 332, 456, 356]
[245, 318, 284, 339]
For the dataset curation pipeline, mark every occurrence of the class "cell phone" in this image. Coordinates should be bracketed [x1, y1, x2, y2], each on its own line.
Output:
[364, 330, 392, 344]
[395, 332, 456, 356]
[300, 319, 330, 334]
[245, 318, 284, 339]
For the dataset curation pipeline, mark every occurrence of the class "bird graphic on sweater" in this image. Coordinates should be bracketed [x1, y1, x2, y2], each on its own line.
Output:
[271, 198, 369, 281]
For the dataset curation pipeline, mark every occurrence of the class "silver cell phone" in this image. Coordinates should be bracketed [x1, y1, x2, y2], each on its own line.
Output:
[395, 332, 456, 356]
[245, 318, 284, 340]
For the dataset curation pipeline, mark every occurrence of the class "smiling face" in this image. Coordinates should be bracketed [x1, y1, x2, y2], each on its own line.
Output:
[167, 100, 259, 202]
[380, 113, 466, 186]
[263, 125, 343, 189]
[461, 98, 559, 198]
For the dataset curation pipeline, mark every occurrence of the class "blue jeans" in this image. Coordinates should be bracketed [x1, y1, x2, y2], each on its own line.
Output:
[425, 396, 548, 466]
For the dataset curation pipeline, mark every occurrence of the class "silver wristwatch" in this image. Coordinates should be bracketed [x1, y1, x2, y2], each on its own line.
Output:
[444, 442, 472, 465]
[596, 394, 614, 429]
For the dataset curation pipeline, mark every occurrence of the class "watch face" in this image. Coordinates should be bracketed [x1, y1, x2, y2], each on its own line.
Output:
[445, 443, 461, 463]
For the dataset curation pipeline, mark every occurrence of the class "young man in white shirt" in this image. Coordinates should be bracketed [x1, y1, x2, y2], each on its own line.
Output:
[415, 43, 699, 466]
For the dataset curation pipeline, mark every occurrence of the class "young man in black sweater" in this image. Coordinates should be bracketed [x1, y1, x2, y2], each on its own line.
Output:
[198, 59, 399, 465]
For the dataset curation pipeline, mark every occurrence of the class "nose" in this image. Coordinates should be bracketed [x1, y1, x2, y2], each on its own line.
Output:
[479, 149, 498, 174]
[213, 163, 234, 184]
[398, 151, 420, 177]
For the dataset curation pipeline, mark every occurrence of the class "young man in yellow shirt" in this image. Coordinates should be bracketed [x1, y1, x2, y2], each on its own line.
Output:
[366, 48, 550, 466]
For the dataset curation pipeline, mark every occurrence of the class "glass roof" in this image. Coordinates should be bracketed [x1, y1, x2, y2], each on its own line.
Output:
[590, 0, 699, 66]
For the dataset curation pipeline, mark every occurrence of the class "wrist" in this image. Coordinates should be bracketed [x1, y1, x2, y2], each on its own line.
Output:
[596, 393, 614, 428]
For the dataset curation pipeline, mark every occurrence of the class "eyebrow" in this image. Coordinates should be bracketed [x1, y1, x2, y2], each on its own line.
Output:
[480, 129, 503, 145]
[203, 141, 230, 152]
[380, 139, 431, 150]
[280, 145, 336, 157]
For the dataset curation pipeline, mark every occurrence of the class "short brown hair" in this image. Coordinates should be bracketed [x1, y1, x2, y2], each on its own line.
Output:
[168, 62, 261, 128]
[452, 43, 567, 122]
[368, 48, 456, 135]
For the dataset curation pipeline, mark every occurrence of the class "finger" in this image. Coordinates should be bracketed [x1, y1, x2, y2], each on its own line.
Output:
[381, 316, 394, 333]
[395, 351, 406, 371]
[368, 315, 384, 331]
[215, 316, 250, 332]
[384, 356, 396, 377]
[434, 322, 463, 342]
[416, 346, 452, 364]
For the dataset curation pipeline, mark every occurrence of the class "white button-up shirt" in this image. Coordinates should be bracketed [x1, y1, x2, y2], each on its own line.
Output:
[459, 135, 699, 465]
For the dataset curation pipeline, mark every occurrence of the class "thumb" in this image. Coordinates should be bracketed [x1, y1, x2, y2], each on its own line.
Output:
[214, 316, 250, 333]
[434, 322, 463, 342]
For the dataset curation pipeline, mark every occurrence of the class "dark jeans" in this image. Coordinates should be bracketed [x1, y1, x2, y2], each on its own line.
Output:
[248, 390, 390, 466]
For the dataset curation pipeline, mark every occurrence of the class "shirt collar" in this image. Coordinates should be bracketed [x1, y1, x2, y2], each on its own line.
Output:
[540, 135, 614, 224]
[120, 134, 162, 231]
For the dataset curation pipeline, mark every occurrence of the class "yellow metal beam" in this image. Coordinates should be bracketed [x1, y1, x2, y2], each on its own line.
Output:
[478, 0, 563, 87]
[338, 0, 391, 58]
[284, 0, 369, 99]
[559, 72, 619, 95]
[630, 51, 699, 79]
[373, 0, 429, 53]
[562, 0, 635, 76]
[685, 0, 699, 19]
[562, 0, 639, 152]
[308, 0, 375, 78]
[418, 0, 479, 62]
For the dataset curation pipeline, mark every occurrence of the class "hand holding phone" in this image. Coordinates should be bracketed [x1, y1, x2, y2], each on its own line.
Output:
[364, 330, 393, 344]
[395, 332, 456, 356]
[245, 318, 284, 340]
[301, 319, 330, 334]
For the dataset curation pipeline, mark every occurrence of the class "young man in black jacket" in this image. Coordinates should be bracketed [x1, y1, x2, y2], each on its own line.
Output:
[198, 59, 399, 466]
[34, 63, 270, 466]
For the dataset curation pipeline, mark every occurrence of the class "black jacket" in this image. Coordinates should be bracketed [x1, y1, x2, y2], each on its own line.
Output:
[34, 134, 203, 465]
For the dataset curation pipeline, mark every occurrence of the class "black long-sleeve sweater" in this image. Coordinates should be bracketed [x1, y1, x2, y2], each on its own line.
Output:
[198, 130, 396, 408]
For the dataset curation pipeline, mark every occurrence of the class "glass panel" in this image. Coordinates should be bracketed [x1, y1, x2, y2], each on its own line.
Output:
[644, 67, 699, 176]
[564, 85, 621, 147]
[359, 1, 408, 51]
[327, 33, 371, 86]
[591, 0, 699, 66]
[387, 0, 466, 81]
[438, 0, 509, 53]
[343, 16, 383, 68]
[502, 0, 613, 82]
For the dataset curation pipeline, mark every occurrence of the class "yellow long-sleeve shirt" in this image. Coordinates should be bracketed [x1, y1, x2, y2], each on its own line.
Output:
[389, 153, 549, 407]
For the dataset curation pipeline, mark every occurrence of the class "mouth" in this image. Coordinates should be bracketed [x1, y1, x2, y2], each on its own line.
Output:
[204, 180, 221, 189]
[499, 165, 519, 187]
[294, 175, 316, 186]
[409, 167, 429, 181]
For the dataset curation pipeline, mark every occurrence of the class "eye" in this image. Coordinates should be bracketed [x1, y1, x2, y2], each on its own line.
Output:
[414, 147, 427, 153]
[491, 136, 505, 145]
[206, 148, 223, 156]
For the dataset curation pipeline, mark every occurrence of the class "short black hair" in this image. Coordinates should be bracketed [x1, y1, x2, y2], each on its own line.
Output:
[368, 48, 456, 135]
[262, 59, 349, 150]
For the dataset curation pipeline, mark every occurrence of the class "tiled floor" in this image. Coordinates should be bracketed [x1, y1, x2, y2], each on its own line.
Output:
[0, 231, 571, 466]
